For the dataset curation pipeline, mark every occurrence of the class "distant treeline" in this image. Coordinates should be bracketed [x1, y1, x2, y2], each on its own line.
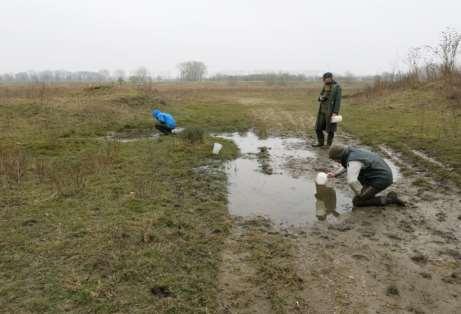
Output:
[0, 70, 114, 83]
[0, 70, 366, 84]
[210, 72, 371, 84]
[210, 72, 310, 82]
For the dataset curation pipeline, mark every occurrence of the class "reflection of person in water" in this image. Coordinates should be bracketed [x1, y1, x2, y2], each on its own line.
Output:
[315, 184, 340, 221]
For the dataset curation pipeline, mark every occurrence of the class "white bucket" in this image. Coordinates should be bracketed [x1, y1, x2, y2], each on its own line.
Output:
[331, 115, 343, 123]
[315, 172, 328, 185]
[212, 143, 223, 155]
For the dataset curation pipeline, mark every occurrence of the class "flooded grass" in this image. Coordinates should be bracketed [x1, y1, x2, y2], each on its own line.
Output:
[104, 127, 185, 143]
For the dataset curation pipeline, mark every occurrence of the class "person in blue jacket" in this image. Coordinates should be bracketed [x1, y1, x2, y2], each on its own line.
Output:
[152, 109, 176, 135]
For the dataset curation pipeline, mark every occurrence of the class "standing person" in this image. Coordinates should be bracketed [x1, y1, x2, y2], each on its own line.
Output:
[313, 72, 342, 147]
[327, 144, 405, 207]
[152, 109, 176, 135]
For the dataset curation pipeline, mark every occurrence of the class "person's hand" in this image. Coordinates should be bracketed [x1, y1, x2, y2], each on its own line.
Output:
[327, 172, 336, 178]
[331, 113, 338, 117]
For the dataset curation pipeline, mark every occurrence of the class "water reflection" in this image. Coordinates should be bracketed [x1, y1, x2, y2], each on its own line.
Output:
[315, 184, 340, 221]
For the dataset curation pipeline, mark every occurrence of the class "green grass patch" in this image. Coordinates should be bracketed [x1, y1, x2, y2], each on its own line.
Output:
[339, 85, 461, 186]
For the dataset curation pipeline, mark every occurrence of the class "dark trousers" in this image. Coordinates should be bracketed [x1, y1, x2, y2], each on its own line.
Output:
[352, 186, 386, 207]
[316, 112, 335, 145]
[316, 129, 335, 146]
[155, 123, 173, 135]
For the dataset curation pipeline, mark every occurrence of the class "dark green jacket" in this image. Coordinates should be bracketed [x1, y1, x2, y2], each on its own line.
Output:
[341, 147, 393, 190]
[315, 82, 342, 132]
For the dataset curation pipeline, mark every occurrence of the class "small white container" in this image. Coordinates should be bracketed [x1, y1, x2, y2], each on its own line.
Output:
[212, 143, 223, 155]
[331, 115, 343, 123]
[315, 172, 328, 185]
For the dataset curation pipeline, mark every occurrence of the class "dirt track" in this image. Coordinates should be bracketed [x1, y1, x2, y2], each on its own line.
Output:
[217, 129, 461, 313]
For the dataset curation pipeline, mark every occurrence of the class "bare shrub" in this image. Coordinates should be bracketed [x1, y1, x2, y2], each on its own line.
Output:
[32, 158, 49, 183]
[91, 140, 121, 171]
[0, 145, 27, 186]
[367, 27, 460, 95]
[50, 160, 88, 197]
[436, 27, 461, 76]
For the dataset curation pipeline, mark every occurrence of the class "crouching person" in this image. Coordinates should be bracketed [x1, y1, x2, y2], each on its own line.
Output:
[152, 109, 176, 135]
[327, 144, 405, 207]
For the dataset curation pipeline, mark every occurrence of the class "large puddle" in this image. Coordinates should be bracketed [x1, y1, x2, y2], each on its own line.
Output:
[218, 132, 355, 228]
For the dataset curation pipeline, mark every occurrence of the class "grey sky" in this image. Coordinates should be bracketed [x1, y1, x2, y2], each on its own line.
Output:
[1, 0, 460, 76]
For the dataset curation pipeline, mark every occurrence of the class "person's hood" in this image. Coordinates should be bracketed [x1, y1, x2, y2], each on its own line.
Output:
[152, 109, 160, 118]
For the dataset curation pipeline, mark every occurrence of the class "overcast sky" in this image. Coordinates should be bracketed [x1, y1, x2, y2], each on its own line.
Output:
[1, 0, 460, 76]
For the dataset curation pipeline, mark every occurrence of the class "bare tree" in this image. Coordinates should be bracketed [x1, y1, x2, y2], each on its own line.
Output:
[435, 27, 461, 75]
[38, 70, 54, 82]
[15, 72, 29, 82]
[129, 67, 150, 84]
[98, 69, 111, 82]
[406, 47, 423, 80]
[178, 61, 207, 81]
[114, 69, 125, 80]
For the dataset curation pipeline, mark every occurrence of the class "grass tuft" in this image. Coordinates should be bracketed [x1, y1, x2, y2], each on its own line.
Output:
[180, 127, 206, 144]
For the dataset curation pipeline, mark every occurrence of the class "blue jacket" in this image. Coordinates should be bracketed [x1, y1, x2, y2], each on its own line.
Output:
[152, 109, 176, 129]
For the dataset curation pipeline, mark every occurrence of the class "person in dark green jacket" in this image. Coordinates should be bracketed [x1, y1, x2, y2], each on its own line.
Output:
[327, 144, 405, 207]
[313, 72, 341, 147]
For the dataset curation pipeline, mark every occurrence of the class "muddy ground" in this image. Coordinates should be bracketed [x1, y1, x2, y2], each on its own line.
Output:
[217, 132, 461, 314]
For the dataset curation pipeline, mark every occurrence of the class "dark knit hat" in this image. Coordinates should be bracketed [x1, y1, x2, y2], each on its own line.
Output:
[328, 144, 348, 160]
[322, 72, 333, 79]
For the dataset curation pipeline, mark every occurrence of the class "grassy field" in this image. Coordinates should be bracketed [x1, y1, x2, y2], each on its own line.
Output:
[0, 82, 323, 313]
[342, 79, 461, 185]
[1, 81, 460, 312]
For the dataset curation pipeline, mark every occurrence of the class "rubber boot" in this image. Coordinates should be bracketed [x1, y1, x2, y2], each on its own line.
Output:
[386, 192, 406, 207]
[353, 196, 385, 207]
[313, 130, 324, 147]
[327, 132, 335, 146]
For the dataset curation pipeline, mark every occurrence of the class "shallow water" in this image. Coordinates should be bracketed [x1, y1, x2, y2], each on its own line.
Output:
[218, 132, 353, 227]
[105, 127, 185, 142]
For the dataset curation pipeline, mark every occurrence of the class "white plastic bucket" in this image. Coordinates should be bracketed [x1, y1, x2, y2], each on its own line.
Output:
[331, 115, 343, 123]
[315, 172, 328, 185]
[212, 143, 223, 155]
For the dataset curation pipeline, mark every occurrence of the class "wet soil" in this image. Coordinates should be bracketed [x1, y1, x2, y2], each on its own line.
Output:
[218, 131, 461, 313]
